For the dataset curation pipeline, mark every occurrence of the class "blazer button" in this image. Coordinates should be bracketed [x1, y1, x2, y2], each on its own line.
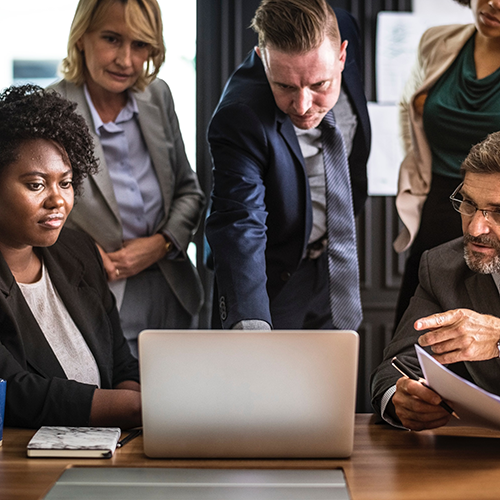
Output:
[280, 271, 291, 282]
[219, 296, 227, 321]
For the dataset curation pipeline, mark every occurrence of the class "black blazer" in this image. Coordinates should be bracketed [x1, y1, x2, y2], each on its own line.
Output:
[206, 8, 371, 328]
[371, 237, 500, 421]
[0, 228, 139, 428]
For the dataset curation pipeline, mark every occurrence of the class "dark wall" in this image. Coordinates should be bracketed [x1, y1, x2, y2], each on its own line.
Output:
[196, 0, 412, 412]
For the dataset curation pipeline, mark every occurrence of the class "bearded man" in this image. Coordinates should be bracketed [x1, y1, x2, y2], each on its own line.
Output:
[371, 131, 500, 431]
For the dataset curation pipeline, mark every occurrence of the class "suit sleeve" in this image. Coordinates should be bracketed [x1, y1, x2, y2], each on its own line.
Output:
[206, 102, 273, 328]
[153, 80, 206, 252]
[370, 248, 442, 419]
[0, 343, 97, 428]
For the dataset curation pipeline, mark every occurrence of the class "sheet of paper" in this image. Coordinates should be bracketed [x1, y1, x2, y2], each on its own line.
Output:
[376, 13, 423, 104]
[416, 345, 500, 430]
[366, 102, 402, 196]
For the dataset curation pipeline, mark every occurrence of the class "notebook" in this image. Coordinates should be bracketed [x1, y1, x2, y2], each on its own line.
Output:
[27, 426, 121, 458]
[139, 329, 359, 458]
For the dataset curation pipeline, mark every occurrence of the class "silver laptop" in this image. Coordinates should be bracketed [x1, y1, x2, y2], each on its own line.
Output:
[139, 329, 359, 459]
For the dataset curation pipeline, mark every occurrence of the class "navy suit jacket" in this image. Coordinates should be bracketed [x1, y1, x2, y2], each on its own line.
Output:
[206, 9, 371, 328]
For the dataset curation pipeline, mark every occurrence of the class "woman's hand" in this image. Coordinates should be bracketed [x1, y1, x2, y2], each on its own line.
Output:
[106, 234, 169, 280]
[89, 382, 141, 429]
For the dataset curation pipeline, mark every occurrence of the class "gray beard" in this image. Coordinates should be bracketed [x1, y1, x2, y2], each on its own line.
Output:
[463, 233, 500, 274]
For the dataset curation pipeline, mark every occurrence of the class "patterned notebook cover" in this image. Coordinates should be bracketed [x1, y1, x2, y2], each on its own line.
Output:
[27, 426, 121, 458]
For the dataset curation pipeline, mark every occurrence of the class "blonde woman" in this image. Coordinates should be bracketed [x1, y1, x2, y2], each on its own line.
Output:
[49, 0, 205, 356]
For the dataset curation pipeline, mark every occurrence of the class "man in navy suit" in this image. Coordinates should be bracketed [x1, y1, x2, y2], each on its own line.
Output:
[206, 0, 371, 330]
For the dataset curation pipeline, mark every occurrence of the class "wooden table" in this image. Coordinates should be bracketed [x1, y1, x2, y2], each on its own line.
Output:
[2, 414, 500, 500]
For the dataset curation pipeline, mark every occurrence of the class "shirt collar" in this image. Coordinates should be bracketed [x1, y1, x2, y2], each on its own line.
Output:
[492, 273, 500, 295]
[83, 84, 139, 136]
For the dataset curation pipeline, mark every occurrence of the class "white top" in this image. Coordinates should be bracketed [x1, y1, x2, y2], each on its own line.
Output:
[17, 263, 101, 387]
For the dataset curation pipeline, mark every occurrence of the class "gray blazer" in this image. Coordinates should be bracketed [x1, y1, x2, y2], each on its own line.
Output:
[49, 79, 205, 316]
[371, 237, 500, 420]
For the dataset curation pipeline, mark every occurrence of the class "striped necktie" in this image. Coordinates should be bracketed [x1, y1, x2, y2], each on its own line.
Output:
[320, 110, 362, 330]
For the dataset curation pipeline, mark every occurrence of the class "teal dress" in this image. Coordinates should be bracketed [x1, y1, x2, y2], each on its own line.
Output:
[424, 34, 500, 179]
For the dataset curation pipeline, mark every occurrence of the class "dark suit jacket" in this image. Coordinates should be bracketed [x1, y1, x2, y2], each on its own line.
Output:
[0, 229, 139, 428]
[371, 237, 500, 422]
[206, 9, 371, 328]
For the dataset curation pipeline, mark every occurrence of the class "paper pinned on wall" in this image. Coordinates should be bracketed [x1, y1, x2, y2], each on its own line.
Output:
[376, 12, 423, 104]
[366, 102, 402, 196]
[376, 8, 474, 104]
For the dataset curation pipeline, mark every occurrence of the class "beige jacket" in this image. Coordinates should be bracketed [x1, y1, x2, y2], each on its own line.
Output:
[394, 23, 476, 253]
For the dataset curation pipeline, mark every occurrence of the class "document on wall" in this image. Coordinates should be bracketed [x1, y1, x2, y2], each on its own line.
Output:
[416, 345, 500, 430]
[376, 8, 473, 104]
[366, 102, 402, 196]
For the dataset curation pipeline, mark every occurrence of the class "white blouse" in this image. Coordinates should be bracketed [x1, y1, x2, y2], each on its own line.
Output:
[17, 263, 101, 387]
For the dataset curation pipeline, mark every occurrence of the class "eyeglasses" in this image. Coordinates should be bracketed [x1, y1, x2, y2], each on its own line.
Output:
[450, 182, 500, 226]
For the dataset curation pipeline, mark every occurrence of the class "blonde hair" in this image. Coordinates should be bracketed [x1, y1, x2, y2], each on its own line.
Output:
[250, 0, 340, 53]
[61, 0, 166, 91]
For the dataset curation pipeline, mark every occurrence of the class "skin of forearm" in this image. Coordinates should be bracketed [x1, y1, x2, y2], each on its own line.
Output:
[89, 387, 142, 429]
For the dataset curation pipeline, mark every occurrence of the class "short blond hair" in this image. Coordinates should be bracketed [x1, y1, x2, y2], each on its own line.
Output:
[61, 0, 166, 91]
[250, 0, 340, 53]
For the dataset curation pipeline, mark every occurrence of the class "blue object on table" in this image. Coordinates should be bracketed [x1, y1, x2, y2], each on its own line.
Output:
[0, 379, 5, 446]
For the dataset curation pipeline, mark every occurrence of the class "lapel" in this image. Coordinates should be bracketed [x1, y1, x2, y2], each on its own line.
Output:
[0, 241, 110, 382]
[463, 268, 500, 394]
[465, 271, 500, 317]
[135, 89, 173, 228]
[277, 111, 313, 251]
[247, 50, 313, 248]
[64, 83, 122, 223]
[39, 244, 110, 381]
[0, 252, 66, 379]
[250, 51, 307, 175]
[420, 24, 476, 96]
[277, 115, 305, 172]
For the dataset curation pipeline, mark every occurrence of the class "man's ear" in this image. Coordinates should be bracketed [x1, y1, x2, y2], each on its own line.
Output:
[339, 40, 348, 72]
[255, 46, 261, 58]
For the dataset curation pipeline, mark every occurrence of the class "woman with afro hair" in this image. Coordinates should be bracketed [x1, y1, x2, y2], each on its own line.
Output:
[0, 84, 141, 429]
[393, 0, 500, 329]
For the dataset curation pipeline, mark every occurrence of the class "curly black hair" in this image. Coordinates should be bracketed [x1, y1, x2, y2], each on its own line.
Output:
[453, 0, 470, 6]
[0, 84, 98, 197]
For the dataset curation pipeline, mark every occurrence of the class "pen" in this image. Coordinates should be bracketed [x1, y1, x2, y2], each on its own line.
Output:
[117, 429, 142, 448]
[391, 356, 460, 419]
